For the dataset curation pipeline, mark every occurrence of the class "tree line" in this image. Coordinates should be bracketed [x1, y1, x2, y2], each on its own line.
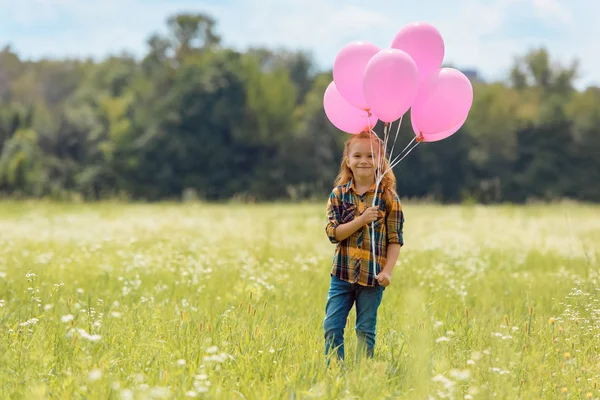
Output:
[0, 13, 598, 203]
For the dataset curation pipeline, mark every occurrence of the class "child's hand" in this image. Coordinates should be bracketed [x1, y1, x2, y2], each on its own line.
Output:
[376, 271, 391, 287]
[360, 207, 379, 224]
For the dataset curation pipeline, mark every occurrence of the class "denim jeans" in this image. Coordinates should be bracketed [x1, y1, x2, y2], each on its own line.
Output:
[323, 275, 384, 360]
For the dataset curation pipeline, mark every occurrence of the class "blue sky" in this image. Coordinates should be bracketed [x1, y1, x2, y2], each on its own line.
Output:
[1, 0, 597, 89]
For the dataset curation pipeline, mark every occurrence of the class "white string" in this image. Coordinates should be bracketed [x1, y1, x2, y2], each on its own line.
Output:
[388, 116, 403, 163]
[389, 136, 416, 167]
[381, 140, 420, 177]
[369, 123, 387, 280]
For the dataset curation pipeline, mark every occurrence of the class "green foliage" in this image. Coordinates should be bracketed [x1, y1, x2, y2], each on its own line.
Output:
[0, 14, 598, 202]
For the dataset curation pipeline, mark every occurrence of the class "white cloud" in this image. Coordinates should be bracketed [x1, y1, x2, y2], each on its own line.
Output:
[531, 0, 573, 23]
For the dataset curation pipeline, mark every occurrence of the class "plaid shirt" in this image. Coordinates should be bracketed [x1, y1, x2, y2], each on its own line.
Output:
[325, 180, 404, 287]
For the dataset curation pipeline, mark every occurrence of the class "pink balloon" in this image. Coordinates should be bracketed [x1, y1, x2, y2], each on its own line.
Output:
[362, 49, 419, 123]
[333, 41, 380, 110]
[323, 81, 378, 134]
[411, 68, 473, 141]
[412, 112, 468, 142]
[391, 22, 445, 83]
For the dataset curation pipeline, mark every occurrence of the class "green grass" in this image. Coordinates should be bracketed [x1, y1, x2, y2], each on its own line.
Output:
[0, 201, 599, 399]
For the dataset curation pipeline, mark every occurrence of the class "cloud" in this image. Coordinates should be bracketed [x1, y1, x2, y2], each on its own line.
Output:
[530, 0, 573, 23]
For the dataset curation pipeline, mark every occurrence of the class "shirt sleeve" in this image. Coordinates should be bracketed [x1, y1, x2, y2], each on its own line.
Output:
[386, 194, 404, 246]
[325, 188, 342, 244]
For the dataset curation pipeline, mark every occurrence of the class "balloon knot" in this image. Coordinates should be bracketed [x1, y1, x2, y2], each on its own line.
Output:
[416, 132, 426, 142]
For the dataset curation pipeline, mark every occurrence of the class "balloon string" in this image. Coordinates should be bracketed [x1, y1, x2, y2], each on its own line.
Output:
[389, 136, 416, 167]
[382, 140, 420, 176]
[388, 116, 403, 164]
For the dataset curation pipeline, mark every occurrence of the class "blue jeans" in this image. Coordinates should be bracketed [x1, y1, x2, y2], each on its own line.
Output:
[323, 275, 384, 360]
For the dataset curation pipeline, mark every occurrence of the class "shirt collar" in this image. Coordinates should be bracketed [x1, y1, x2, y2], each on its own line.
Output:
[347, 179, 383, 194]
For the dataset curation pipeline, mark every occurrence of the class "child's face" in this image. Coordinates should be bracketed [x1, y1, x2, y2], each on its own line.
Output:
[346, 139, 380, 181]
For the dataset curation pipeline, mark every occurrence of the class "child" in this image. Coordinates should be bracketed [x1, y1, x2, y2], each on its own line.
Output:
[323, 130, 404, 361]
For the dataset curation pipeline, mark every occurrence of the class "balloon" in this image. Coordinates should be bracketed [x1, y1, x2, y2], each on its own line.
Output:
[362, 48, 419, 123]
[412, 112, 468, 142]
[333, 41, 380, 110]
[391, 22, 445, 83]
[411, 68, 473, 141]
[323, 81, 378, 134]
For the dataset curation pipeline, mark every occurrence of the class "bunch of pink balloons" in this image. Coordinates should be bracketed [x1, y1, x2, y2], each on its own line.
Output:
[323, 22, 473, 142]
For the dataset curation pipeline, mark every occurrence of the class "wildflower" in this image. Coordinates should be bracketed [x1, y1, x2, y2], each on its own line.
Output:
[76, 329, 101, 342]
[436, 336, 450, 343]
[120, 389, 134, 400]
[449, 369, 471, 381]
[61, 314, 74, 323]
[88, 369, 102, 381]
[19, 318, 39, 327]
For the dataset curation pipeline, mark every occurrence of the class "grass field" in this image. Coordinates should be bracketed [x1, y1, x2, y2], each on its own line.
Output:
[0, 201, 599, 399]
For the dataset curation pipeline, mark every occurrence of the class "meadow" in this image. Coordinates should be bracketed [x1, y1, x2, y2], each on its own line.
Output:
[0, 201, 599, 399]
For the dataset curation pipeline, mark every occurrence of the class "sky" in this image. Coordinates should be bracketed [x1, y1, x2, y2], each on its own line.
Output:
[0, 0, 597, 89]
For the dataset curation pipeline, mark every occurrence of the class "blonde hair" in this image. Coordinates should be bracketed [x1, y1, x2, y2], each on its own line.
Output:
[334, 130, 397, 208]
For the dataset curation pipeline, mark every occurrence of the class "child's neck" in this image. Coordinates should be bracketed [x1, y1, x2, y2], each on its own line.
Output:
[353, 177, 375, 195]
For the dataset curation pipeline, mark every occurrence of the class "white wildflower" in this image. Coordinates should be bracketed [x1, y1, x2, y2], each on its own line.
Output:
[61, 314, 74, 323]
[449, 369, 471, 381]
[88, 369, 102, 381]
[19, 318, 39, 327]
[120, 389, 134, 400]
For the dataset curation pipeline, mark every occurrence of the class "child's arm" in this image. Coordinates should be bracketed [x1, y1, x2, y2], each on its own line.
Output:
[376, 195, 404, 286]
[381, 244, 401, 275]
[326, 190, 378, 243]
[333, 214, 367, 242]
